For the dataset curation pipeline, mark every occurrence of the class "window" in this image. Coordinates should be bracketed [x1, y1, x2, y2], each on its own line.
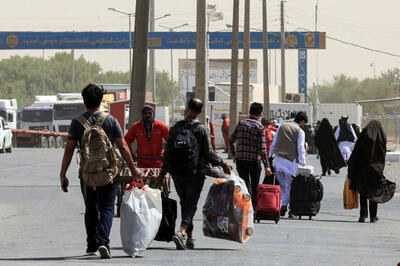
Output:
[208, 86, 216, 101]
[7, 113, 13, 122]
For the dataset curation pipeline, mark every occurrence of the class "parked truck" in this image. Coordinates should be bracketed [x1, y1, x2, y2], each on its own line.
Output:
[0, 99, 17, 129]
[315, 103, 362, 126]
[13, 94, 85, 148]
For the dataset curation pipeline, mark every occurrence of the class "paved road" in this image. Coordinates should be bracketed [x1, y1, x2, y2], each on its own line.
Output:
[0, 148, 399, 265]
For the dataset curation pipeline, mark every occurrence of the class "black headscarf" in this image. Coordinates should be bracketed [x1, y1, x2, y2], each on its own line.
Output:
[348, 120, 396, 203]
[315, 118, 346, 170]
[142, 105, 154, 144]
[337, 117, 355, 142]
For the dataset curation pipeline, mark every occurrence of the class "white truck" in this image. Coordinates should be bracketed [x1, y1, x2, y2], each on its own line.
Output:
[207, 101, 313, 148]
[316, 103, 362, 126]
[0, 99, 17, 129]
[14, 94, 85, 148]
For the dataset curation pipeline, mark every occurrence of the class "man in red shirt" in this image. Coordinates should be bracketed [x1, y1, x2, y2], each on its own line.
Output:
[221, 113, 230, 153]
[124, 105, 169, 168]
[261, 117, 277, 158]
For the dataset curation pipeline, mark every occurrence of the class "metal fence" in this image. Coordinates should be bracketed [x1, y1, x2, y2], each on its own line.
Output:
[362, 115, 400, 151]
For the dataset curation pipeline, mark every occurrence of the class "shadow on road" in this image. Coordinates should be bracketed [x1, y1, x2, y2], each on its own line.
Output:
[0, 255, 101, 261]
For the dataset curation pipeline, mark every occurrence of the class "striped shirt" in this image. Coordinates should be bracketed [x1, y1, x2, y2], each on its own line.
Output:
[229, 117, 269, 168]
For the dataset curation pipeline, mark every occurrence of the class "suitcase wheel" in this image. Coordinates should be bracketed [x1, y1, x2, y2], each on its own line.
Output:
[257, 220, 260, 223]
[309, 216, 312, 220]
[298, 216, 302, 220]
[274, 214, 280, 224]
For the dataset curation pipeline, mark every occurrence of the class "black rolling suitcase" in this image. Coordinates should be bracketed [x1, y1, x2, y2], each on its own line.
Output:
[289, 174, 323, 220]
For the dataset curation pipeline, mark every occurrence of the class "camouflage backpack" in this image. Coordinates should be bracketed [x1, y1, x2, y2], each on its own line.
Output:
[76, 112, 120, 189]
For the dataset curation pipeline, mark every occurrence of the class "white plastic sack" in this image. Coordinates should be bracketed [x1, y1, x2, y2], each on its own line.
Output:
[296, 165, 315, 177]
[120, 184, 162, 257]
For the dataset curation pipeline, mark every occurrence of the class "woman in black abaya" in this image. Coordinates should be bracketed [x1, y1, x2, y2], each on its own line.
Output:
[315, 118, 346, 176]
[348, 120, 396, 223]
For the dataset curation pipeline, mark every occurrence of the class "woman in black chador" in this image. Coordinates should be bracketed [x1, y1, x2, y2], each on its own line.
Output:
[348, 120, 396, 223]
[315, 118, 346, 176]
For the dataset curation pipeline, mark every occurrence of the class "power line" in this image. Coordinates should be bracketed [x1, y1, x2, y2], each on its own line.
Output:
[290, 23, 400, 58]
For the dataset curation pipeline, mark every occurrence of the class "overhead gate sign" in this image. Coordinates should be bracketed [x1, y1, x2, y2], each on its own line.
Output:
[0, 31, 326, 50]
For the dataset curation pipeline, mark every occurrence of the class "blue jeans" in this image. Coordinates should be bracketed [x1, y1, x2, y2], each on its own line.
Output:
[80, 176, 119, 250]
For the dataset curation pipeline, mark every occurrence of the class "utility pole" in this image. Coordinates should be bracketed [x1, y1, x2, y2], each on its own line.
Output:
[149, 0, 156, 103]
[229, 0, 239, 159]
[42, 49, 45, 95]
[280, 0, 286, 102]
[196, 0, 207, 123]
[242, 0, 250, 115]
[315, 0, 319, 94]
[71, 49, 75, 91]
[170, 36, 174, 123]
[129, 0, 150, 127]
[263, 0, 270, 119]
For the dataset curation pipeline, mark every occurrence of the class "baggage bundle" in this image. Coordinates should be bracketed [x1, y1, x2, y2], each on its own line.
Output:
[154, 195, 177, 242]
[120, 180, 162, 257]
[255, 181, 281, 224]
[289, 173, 323, 219]
[343, 178, 358, 209]
[203, 173, 254, 243]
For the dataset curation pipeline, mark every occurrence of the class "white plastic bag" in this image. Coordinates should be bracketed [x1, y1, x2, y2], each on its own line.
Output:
[120, 183, 162, 257]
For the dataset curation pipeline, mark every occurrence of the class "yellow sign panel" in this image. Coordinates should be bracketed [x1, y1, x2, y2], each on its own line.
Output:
[286, 34, 298, 47]
[6, 35, 18, 48]
[148, 37, 162, 47]
[305, 33, 315, 48]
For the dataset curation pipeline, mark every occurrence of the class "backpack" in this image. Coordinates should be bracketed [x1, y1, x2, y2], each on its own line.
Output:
[168, 120, 201, 176]
[76, 112, 120, 189]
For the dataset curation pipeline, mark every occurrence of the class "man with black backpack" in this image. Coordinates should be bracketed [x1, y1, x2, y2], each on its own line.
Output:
[59, 84, 141, 259]
[157, 98, 232, 250]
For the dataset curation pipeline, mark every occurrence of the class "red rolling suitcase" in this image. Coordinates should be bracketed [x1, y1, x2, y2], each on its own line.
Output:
[255, 183, 281, 224]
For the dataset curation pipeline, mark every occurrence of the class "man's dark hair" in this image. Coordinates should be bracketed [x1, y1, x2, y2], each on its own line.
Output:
[249, 102, 263, 116]
[187, 97, 203, 113]
[294, 111, 308, 124]
[261, 117, 269, 126]
[81, 84, 105, 109]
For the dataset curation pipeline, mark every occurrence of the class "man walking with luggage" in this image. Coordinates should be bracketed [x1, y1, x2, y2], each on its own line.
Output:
[269, 112, 308, 217]
[124, 105, 169, 168]
[157, 98, 232, 250]
[59, 84, 141, 259]
[229, 102, 272, 208]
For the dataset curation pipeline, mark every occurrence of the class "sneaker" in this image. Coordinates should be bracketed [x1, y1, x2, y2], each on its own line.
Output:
[173, 231, 187, 250]
[98, 245, 111, 259]
[86, 248, 97, 256]
[370, 216, 379, 223]
[280, 206, 287, 217]
[186, 238, 196, 249]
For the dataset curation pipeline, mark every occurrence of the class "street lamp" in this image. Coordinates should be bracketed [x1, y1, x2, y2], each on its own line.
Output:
[158, 23, 189, 124]
[108, 8, 171, 84]
[370, 63, 376, 79]
[108, 8, 135, 84]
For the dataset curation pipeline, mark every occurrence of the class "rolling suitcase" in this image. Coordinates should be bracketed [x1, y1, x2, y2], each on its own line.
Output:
[255, 182, 281, 224]
[289, 174, 323, 220]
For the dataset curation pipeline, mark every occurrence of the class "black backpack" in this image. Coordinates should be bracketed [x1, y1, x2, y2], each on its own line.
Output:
[168, 120, 201, 176]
